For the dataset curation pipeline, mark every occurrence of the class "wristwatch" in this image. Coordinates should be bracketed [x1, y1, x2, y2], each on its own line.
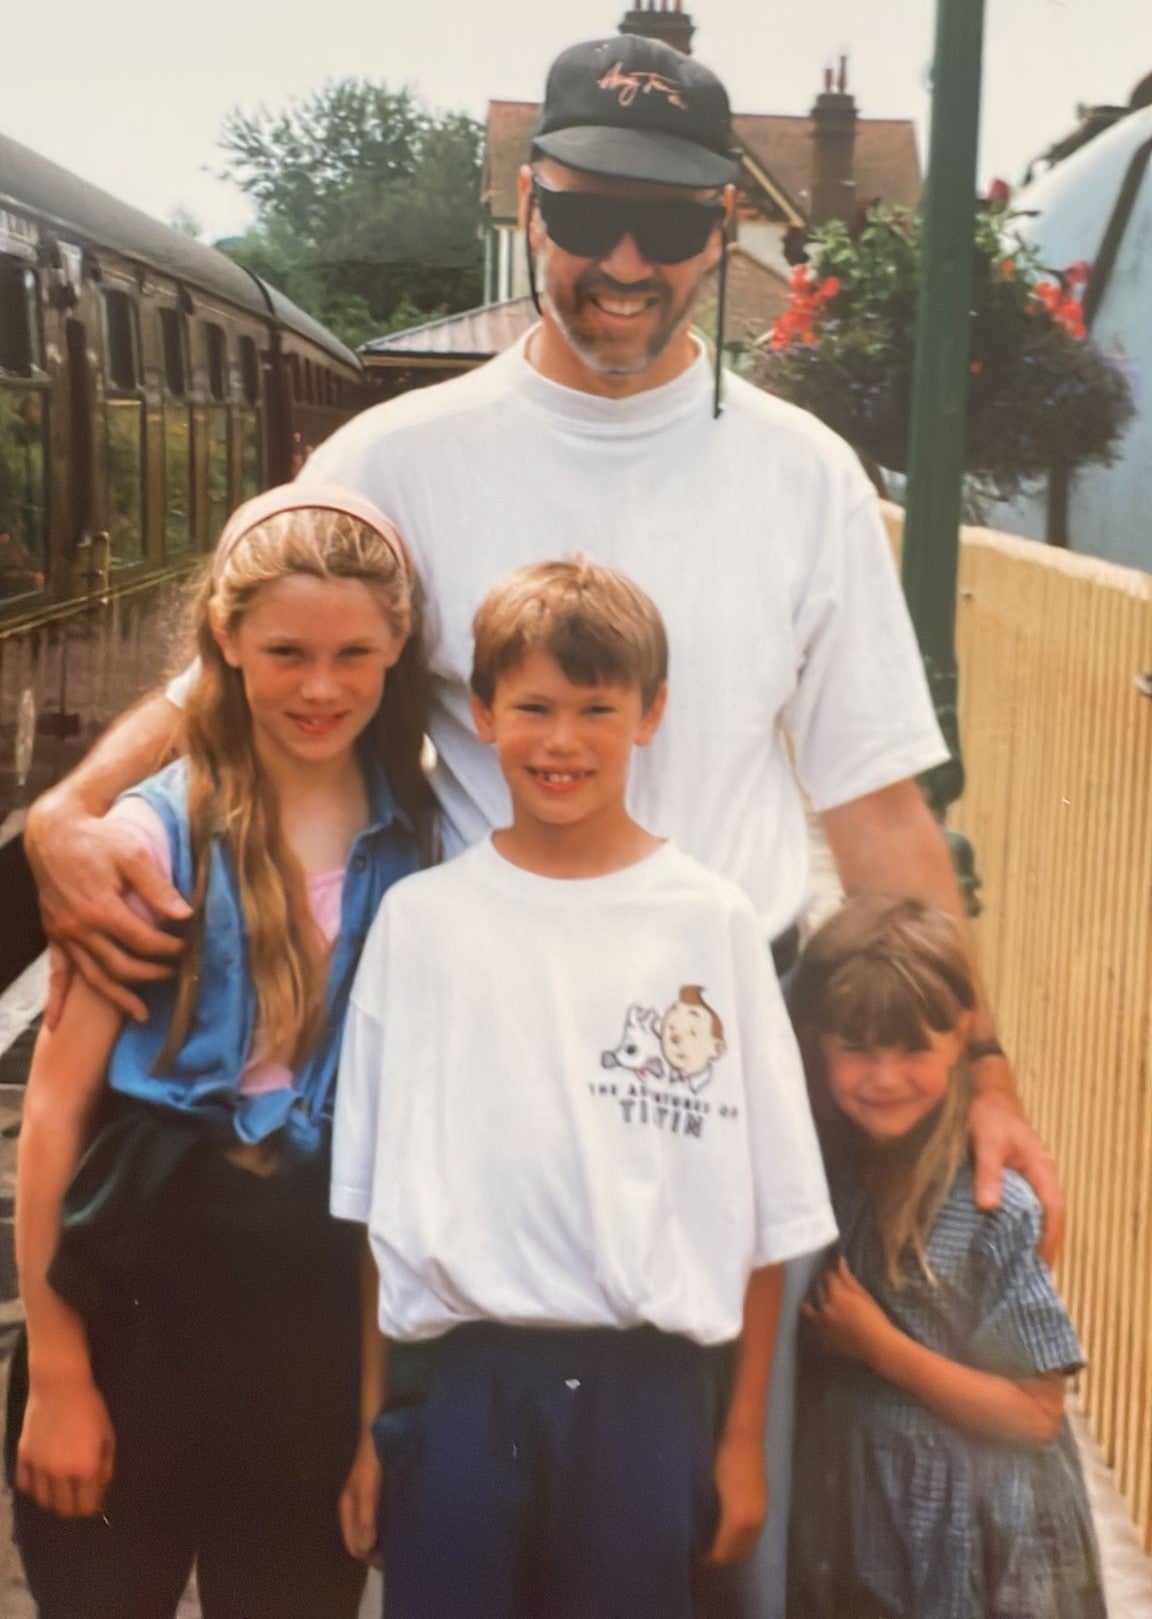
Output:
[967, 1038, 1006, 1062]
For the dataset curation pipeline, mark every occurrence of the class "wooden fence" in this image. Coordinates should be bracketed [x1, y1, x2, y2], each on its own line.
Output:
[889, 514, 1152, 1546]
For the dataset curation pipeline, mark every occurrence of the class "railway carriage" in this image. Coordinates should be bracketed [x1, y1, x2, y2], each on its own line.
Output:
[0, 131, 365, 984]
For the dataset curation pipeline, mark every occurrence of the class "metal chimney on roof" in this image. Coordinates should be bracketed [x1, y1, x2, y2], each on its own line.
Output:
[618, 0, 696, 55]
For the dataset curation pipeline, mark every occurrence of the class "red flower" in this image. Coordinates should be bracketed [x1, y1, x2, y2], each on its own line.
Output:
[815, 275, 841, 303]
[1064, 259, 1091, 287]
[789, 264, 812, 292]
[999, 258, 1016, 278]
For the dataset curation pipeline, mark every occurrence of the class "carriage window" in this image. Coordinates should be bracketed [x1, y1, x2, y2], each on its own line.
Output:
[303, 359, 314, 403]
[159, 308, 186, 397]
[205, 408, 229, 543]
[164, 410, 192, 552]
[105, 398, 144, 563]
[0, 260, 39, 377]
[0, 385, 47, 598]
[237, 411, 261, 500]
[205, 323, 227, 401]
[238, 335, 260, 404]
[104, 289, 139, 390]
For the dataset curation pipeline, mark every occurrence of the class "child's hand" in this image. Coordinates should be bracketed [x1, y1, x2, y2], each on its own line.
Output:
[339, 1430, 382, 1564]
[801, 1257, 893, 1364]
[16, 1375, 115, 1517]
[704, 1431, 768, 1565]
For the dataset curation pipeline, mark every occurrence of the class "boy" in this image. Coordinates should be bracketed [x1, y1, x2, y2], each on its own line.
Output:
[331, 559, 836, 1619]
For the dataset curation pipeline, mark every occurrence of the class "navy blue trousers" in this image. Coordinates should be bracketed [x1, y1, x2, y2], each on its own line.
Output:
[376, 1323, 727, 1619]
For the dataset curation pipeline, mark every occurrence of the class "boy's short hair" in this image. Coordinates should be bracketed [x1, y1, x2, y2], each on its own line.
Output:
[471, 558, 669, 709]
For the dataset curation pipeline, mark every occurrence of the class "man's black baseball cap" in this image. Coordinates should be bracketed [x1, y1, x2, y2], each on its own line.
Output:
[532, 35, 739, 189]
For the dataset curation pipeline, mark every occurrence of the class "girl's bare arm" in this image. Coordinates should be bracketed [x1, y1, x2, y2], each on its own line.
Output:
[339, 1234, 389, 1562]
[15, 982, 125, 1514]
[804, 1259, 1065, 1444]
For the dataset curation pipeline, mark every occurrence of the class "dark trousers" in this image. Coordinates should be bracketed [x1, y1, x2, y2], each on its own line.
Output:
[6, 1144, 367, 1619]
[376, 1322, 725, 1619]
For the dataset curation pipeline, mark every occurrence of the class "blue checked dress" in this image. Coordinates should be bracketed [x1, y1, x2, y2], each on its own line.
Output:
[788, 1164, 1107, 1619]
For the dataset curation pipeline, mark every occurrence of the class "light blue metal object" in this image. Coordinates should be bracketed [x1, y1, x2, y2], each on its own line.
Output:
[987, 106, 1152, 573]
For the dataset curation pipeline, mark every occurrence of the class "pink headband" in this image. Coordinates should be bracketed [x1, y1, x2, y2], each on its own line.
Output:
[211, 483, 412, 583]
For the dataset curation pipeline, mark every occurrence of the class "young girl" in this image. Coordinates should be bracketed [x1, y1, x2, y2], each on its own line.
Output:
[787, 895, 1106, 1619]
[6, 485, 433, 1619]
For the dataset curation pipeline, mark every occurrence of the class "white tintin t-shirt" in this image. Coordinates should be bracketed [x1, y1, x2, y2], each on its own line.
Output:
[331, 838, 837, 1347]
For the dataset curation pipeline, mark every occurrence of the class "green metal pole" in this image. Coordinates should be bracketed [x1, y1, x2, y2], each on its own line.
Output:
[901, 0, 987, 908]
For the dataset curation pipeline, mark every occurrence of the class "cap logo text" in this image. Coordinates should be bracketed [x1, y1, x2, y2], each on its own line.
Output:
[598, 64, 687, 112]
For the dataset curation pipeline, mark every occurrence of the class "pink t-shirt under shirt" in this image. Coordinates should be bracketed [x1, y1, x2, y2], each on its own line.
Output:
[109, 795, 344, 1097]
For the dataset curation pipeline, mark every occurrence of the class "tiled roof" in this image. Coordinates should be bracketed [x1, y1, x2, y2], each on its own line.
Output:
[361, 296, 536, 360]
[482, 101, 540, 220]
[733, 113, 920, 216]
[483, 100, 921, 222]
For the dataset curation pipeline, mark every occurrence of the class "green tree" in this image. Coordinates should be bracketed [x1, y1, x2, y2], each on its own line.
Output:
[217, 80, 484, 347]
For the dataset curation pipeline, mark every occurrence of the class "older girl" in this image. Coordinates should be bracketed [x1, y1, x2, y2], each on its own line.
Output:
[8, 486, 432, 1619]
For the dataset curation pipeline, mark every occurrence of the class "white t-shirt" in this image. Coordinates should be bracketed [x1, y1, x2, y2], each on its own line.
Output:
[299, 338, 946, 936]
[331, 838, 837, 1347]
[171, 340, 946, 936]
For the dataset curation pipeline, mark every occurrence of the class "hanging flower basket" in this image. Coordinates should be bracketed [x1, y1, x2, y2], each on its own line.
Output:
[754, 201, 1134, 506]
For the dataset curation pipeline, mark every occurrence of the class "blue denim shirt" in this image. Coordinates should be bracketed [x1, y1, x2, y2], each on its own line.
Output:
[106, 753, 419, 1155]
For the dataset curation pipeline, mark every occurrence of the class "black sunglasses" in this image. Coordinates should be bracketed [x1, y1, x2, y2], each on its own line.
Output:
[531, 181, 725, 266]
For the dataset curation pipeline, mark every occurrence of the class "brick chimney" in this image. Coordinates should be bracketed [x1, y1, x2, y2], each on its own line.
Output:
[619, 0, 696, 56]
[809, 56, 858, 224]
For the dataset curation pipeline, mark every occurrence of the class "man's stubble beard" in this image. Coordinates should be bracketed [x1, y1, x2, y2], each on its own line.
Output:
[541, 256, 709, 379]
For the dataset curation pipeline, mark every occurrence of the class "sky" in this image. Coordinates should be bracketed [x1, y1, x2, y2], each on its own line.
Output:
[4, 0, 1149, 242]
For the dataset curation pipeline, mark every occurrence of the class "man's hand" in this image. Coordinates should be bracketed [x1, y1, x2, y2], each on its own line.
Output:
[800, 1257, 894, 1365]
[968, 1070, 1064, 1264]
[26, 800, 190, 1025]
[339, 1430, 382, 1564]
[16, 1374, 116, 1518]
[704, 1430, 768, 1566]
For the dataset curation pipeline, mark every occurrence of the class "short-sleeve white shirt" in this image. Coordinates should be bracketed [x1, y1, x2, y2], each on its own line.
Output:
[332, 838, 837, 1347]
[297, 338, 948, 938]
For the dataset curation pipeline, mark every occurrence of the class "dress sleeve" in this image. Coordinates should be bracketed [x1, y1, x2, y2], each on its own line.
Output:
[968, 1178, 1085, 1379]
[783, 488, 949, 812]
[729, 898, 839, 1265]
[330, 901, 391, 1223]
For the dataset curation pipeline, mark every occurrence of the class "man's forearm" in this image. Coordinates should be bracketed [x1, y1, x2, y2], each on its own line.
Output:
[29, 694, 182, 827]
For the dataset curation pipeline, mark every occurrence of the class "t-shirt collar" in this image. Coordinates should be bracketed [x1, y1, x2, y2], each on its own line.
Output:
[510, 326, 714, 436]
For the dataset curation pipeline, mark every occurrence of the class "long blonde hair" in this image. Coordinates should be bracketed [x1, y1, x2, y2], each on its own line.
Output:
[791, 895, 977, 1287]
[157, 505, 429, 1072]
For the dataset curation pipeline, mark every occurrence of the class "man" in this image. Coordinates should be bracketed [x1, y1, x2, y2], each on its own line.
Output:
[27, 34, 1060, 1617]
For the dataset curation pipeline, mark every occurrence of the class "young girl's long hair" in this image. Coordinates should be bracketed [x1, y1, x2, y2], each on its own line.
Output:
[157, 504, 434, 1072]
[791, 895, 977, 1287]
